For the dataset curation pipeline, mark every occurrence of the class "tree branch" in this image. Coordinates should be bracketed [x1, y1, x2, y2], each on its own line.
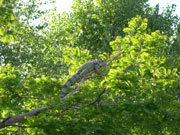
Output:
[87, 88, 106, 106]
[106, 51, 121, 66]
[0, 52, 122, 129]
[0, 106, 54, 129]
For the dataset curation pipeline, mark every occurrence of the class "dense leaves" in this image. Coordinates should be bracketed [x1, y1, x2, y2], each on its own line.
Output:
[0, 0, 17, 42]
[0, 0, 180, 134]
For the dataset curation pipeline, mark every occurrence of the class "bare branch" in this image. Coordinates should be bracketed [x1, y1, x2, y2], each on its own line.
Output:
[0, 106, 54, 129]
[0, 51, 122, 130]
[22, 95, 52, 100]
[87, 88, 106, 106]
[106, 51, 121, 66]
[54, 103, 79, 117]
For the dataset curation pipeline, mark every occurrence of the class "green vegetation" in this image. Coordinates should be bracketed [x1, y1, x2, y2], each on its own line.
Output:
[0, 0, 180, 134]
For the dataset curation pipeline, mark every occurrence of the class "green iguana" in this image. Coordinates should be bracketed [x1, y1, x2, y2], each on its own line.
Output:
[60, 60, 106, 98]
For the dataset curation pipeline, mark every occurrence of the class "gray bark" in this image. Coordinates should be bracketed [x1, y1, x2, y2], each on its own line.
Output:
[0, 106, 54, 129]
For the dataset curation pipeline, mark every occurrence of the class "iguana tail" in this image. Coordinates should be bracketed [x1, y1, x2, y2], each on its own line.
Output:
[60, 74, 80, 98]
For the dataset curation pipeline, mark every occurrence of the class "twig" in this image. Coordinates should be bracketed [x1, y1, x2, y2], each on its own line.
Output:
[119, 113, 133, 121]
[22, 96, 51, 100]
[106, 51, 121, 66]
[87, 88, 106, 106]
[10, 124, 28, 128]
[54, 103, 80, 117]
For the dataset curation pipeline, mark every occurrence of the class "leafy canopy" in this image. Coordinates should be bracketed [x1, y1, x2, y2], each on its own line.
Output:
[0, 15, 180, 135]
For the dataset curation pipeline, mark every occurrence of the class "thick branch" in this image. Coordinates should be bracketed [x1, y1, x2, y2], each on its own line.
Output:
[0, 52, 122, 129]
[0, 106, 54, 129]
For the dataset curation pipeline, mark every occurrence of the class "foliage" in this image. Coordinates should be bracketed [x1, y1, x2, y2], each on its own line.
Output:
[48, 0, 149, 54]
[48, 0, 179, 56]
[0, 0, 60, 78]
[1, 14, 180, 134]
[0, 0, 180, 134]
[0, 0, 17, 42]
[144, 4, 179, 42]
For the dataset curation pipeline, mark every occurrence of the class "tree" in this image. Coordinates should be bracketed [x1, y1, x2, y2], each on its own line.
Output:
[0, 0, 60, 78]
[48, 0, 179, 56]
[48, 0, 149, 54]
[1, 16, 179, 135]
[0, 0, 17, 42]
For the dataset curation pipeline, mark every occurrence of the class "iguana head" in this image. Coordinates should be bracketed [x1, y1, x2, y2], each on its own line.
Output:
[97, 60, 107, 67]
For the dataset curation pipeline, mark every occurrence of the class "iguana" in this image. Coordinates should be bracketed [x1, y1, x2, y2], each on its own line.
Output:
[60, 60, 106, 98]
